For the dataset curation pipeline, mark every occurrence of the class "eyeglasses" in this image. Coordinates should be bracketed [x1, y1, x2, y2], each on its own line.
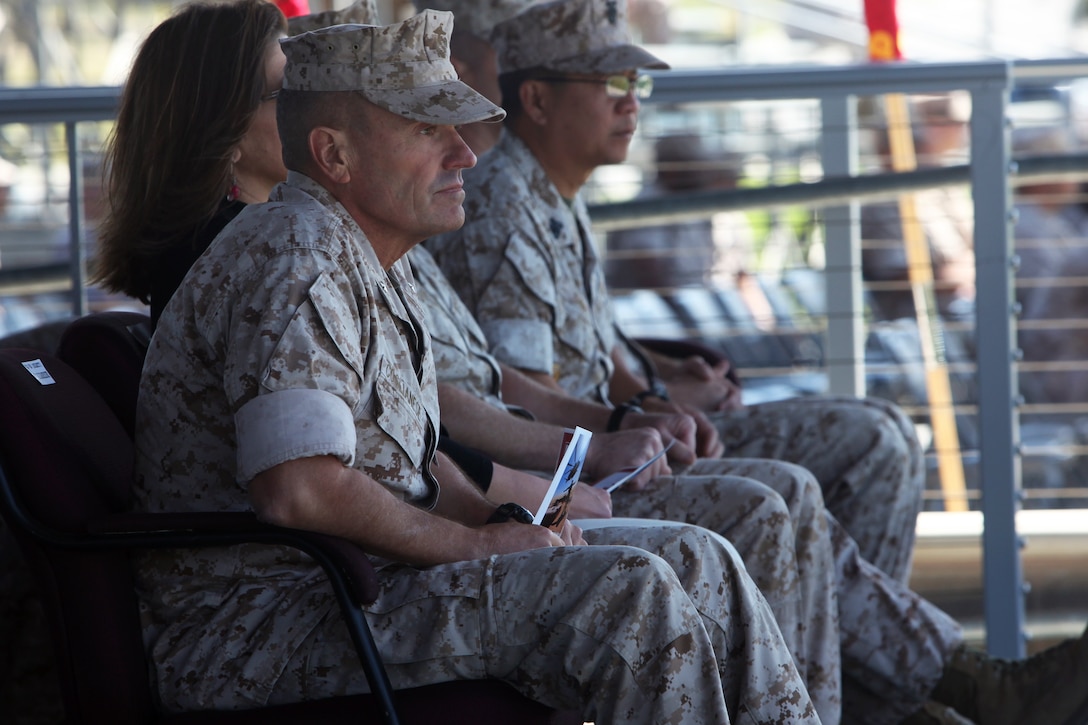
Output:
[260, 89, 281, 103]
[537, 74, 653, 99]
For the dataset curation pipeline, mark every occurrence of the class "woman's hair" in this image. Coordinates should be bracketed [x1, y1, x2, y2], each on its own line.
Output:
[93, 0, 286, 301]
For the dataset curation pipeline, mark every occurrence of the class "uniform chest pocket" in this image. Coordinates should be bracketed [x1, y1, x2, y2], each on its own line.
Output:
[373, 355, 427, 469]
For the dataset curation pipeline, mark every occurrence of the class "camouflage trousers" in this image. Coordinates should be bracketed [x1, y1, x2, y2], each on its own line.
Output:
[607, 457, 963, 724]
[830, 516, 963, 725]
[710, 395, 925, 584]
[608, 460, 842, 725]
[268, 523, 818, 725]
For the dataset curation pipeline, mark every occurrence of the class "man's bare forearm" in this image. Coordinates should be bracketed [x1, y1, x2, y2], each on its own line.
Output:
[607, 345, 652, 406]
[485, 463, 554, 512]
[429, 450, 504, 523]
[450, 370, 682, 479]
[438, 383, 567, 472]
[499, 364, 612, 430]
[248, 454, 491, 565]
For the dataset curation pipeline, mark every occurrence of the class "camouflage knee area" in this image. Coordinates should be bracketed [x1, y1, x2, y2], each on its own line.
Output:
[493, 543, 726, 723]
[584, 522, 747, 603]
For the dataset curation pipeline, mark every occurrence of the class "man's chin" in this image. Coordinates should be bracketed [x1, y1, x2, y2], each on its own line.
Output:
[608, 136, 635, 163]
[603, 148, 633, 166]
[427, 209, 467, 236]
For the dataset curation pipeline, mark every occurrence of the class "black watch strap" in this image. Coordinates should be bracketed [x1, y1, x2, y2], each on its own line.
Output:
[607, 402, 643, 432]
[629, 382, 669, 407]
[487, 502, 535, 525]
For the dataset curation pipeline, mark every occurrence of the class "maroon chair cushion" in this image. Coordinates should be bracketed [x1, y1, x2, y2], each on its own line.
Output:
[0, 349, 133, 524]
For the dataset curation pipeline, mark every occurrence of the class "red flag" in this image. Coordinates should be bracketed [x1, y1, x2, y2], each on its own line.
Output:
[273, 0, 311, 18]
[864, 0, 902, 61]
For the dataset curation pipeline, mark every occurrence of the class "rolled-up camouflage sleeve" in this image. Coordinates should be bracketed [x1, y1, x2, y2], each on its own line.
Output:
[480, 319, 554, 376]
[235, 388, 356, 482]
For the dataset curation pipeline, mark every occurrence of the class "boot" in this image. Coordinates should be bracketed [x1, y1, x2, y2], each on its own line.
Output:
[929, 625, 1088, 725]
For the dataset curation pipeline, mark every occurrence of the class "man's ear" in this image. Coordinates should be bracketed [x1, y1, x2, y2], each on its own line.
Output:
[519, 79, 551, 126]
[451, 53, 471, 83]
[452, 55, 480, 98]
[308, 127, 351, 184]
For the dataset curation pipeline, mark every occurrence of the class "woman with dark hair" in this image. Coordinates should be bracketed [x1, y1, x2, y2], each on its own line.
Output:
[93, 0, 288, 327]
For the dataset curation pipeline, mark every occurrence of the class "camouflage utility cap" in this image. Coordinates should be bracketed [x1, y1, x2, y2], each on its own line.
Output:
[492, 0, 668, 75]
[287, 0, 379, 35]
[417, 0, 536, 37]
[280, 10, 505, 125]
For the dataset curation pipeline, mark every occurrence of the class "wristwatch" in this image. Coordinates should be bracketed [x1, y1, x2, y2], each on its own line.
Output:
[630, 379, 670, 406]
[487, 502, 535, 525]
[607, 402, 643, 432]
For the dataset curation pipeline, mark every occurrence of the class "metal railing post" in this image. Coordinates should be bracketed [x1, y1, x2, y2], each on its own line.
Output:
[970, 65, 1026, 659]
[819, 92, 864, 396]
[65, 121, 87, 317]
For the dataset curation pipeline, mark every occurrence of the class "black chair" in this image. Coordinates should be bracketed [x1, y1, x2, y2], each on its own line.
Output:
[0, 344, 580, 724]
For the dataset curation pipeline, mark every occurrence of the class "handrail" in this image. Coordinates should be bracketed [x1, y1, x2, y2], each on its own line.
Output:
[0, 56, 1032, 122]
[644, 59, 1010, 104]
[7, 56, 1088, 660]
[588, 154, 1088, 231]
[2, 55, 1083, 120]
[0, 85, 119, 124]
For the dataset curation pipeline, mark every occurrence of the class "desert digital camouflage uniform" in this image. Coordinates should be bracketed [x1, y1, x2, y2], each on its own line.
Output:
[427, 129, 924, 585]
[708, 394, 924, 584]
[135, 171, 437, 709]
[657, 459, 962, 725]
[134, 171, 819, 722]
[411, 243, 840, 720]
[133, 11, 822, 722]
[272, 521, 821, 724]
[411, 243, 966, 723]
[426, 136, 617, 403]
[408, 247, 509, 412]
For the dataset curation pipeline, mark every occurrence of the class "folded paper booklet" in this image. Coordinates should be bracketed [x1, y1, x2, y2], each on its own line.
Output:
[533, 426, 592, 531]
[593, 440, 675, 494]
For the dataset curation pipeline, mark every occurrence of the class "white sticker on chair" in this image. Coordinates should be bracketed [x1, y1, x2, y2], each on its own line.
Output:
[21, 359, 57, 386]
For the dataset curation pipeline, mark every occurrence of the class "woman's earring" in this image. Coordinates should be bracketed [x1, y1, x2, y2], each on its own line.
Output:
[226, 176, 240, 202]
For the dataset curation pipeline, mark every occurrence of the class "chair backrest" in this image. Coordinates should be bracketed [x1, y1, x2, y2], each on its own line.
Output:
[0, 317, 73, 355]
[57, 311, 151, 439]
[0, 348, 154, 725]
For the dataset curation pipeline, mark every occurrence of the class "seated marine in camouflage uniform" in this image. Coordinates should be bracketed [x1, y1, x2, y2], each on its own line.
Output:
[410, 237, 1088, 725]
[412, 241, 966, 724]
[133, 12, 822, 723]
[423, 0, 1088, 723]
[427, 0, 924, 589]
